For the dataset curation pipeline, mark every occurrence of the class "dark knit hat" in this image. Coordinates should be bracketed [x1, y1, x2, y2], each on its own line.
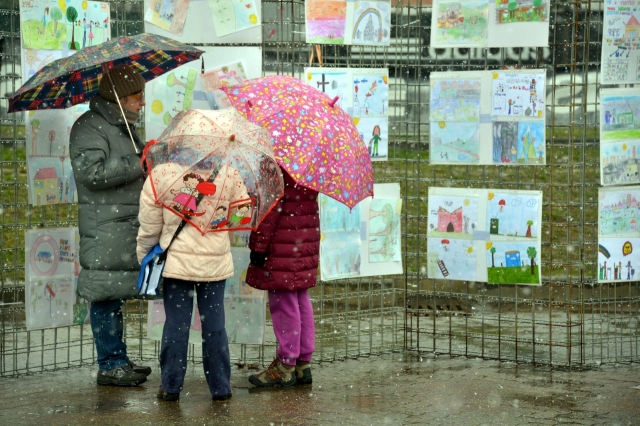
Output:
[99, 64, 146, 102]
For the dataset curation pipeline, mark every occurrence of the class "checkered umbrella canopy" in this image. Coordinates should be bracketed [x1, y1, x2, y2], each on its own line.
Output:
[9, 33, 203, 113]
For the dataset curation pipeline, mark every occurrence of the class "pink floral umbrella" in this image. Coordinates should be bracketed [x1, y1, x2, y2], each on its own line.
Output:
[141, 108, 284, 234]
[221, 75, 374, 209]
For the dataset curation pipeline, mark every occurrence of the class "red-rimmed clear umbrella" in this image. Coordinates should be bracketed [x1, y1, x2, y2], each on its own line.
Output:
[141, 108, 284, 234]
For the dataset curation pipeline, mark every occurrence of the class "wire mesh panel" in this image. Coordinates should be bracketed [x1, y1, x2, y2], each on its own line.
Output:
[1, 0, 639, 377]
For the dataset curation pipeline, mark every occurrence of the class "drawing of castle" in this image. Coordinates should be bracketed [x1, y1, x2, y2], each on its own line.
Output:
[437, 206, 463, 232]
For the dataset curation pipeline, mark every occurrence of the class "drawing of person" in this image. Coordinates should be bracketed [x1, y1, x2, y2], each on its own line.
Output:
[228, 203, 252, 227]
[170, 173, 205, 216]
[369, 125, 381, 157]
[210, 205, 228, 229]
[82, 18, 87, 48]
[41, 7, 49, 34]
[88, 21, 94, 46]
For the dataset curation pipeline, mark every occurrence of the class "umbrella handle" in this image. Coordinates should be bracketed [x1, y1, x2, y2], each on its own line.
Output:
[140, 139, 158, 176]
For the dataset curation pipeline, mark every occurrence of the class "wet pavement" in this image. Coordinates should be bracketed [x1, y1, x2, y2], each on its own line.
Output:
[2, 354, 640, 425]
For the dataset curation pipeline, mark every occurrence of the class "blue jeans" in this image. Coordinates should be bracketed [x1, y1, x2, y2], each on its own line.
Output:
[160, 278, 230, 397]
[90, 299, 128, 371]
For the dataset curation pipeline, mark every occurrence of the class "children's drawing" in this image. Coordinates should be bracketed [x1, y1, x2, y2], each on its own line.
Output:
[22, 49, 63, 81]
[200, 62, 248, 110]
[306, 66, 389, 161]
[305, 0, 390, 46]
[486, 191, 539, 239]
[146, 67, 198, 135]
[26, 109, 75, 157]
[434, 0, 488, 47]
[427, 238, 477, 281]
[319, 194, 361, 232]
[486, 241, 540, 284]
[306, 0, 347, 44]
[430, 121, 480, 164]
[492, 72, 545, 118]
[26, 277, 75, 330]
[73, 296, 90, 325]
[320, 231, 362, 280]
[430, 79, 481, 122]
[428, 187, 541, 284]
[356, 117, 388, 159]
[600, 140, 640, 186]
[599, 186, 640, 236]
[602, 1, 640, 84]
[351, 1, 391, 45]
[27, 156, 76, 205]
[601, 92, 640, 141]
[306, 70, 350, 109]
[25, 227, 78, 278]
[223, 296, 265, 344]
[430, 70, 546, 166]
[20, 0, 110, 50]
[208, 0, 260, 37]
[353, 74, 388, 116]
[492, 120, 545, 164]
[598, 237, 640, 282]
[145, 0, 190, 36]
[427, 195, 479, 238]
[25, 108, 85, 205]
[495, 0, 547, 24]
[368, 198, 401, 262]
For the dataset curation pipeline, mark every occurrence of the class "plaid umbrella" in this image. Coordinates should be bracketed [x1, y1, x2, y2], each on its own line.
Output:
[9, 33, 203, 113]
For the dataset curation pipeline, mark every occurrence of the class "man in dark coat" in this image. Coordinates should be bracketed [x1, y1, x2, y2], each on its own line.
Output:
[245, 167, 320, 387]
[69, 64, 151, 386]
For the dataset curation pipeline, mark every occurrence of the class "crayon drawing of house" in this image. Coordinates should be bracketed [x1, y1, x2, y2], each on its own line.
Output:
[32, 167, 58, 205]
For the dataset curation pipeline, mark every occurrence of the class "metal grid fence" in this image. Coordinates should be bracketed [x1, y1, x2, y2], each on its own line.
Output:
[1, 0, 638, 378]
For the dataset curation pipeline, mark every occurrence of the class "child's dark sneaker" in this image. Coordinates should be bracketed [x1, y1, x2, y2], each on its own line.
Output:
[128, 360, 152, 376]
[248, 359, 296, 387]
[97, 364, 147, 386]
[295, 362, 312, 385]
[212, 392, 232, 401]
[157, 386, 180, 401]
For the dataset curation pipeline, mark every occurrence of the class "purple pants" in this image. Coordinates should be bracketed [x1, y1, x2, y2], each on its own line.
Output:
[268, 289, 315, 366]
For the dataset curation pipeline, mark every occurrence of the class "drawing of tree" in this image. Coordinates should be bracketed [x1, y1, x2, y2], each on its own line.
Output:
[490, 246, 496, 267]
[508, 0, 517, 19]
[526, 246, 537, 275]
[51, 7, 63, 36]
[66, 7, 79, 50]
[30, 119, 41, 154]
[526, 220, 533, 237]
[533, 0, 543, 17]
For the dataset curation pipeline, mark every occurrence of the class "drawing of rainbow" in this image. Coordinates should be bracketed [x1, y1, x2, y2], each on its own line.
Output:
[599, 244, 611, 259]
[353, 8, 383, 40]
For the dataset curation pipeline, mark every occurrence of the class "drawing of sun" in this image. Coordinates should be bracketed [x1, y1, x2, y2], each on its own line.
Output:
[307, 73, 312, 81]
[486, 242, 493, 250]
[492, 73, 499, 79]
[464, 199, 470, 206]
[249, 14, 258, 25]
[152, 100, 163, 114]
[467, 246, 474, 255]
[623, 144, 628, 150]
[488, 192, 495, 200]
[439, 121, 445, 129]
